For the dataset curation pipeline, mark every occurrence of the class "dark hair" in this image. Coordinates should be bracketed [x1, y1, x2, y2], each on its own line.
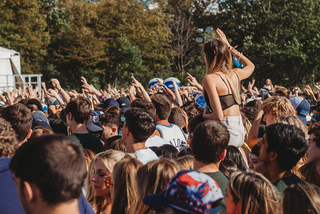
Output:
[103, 135, 127, 153]
[168, 107, 185, 128]
[26, 98, 42, 111]
[124, 107, 156, 143]
[241, 106, 258, 124]
[10, 135, 86, 206]
[191, 121, 229, 163]
[266, 123, 308, 170]
[50, 119, 68, 135]
[188, 113, 205, 134]
[219, 159, 239, 179]
[1, 103, 33, 142]
[130, 99, 156, 117]
[151, 94, 171, 120]
[308, 122, 320, 147]
[225, 146, 247, 171]
[99, 111, 121, 130]
[275, 86, 288, 97]
[65, 97, 91, 124]
[251, 144, 260, 157]
[182, 101, 204, 121]
[178, 146, 193, 157]
[155, 144, 179, 159]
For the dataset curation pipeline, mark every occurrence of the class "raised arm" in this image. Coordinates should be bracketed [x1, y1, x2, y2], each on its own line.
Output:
[172, 79, 183, 107]
[131, 76, 151, 102]
[247, 101, 263, 148]
[217, 28, 255, 81]
[51, 78, 70, 105]
[186, 72, 203, 91]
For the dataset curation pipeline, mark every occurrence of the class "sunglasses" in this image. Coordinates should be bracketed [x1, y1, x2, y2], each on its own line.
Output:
[105, 176, 113, 188]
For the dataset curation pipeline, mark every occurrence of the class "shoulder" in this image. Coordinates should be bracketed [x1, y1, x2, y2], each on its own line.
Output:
[202, 74, 220, 84]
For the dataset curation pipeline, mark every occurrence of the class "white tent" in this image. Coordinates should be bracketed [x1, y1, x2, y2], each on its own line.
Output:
[0, 46, 23, 91]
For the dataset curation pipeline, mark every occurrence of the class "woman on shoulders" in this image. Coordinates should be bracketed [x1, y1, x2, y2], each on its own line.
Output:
[202, 28, 255, 147]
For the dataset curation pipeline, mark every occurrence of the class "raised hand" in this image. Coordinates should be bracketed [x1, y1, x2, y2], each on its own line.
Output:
[185, 72, 199, 87]
[248, 79, 255, 91]
[46, 89, 59, 98]
[216, 28, 231, 47]
[41, 82, 47, 91]
[81, 76, 88, 85]
[131, 76, 143, 88]
[51, 79, 61, 91]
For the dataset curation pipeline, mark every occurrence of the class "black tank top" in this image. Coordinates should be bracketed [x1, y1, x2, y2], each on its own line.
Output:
[204, 73, 240, 111]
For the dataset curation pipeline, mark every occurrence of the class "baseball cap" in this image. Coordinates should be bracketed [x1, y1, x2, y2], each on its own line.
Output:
[98, 98, 120, 109]
[143, 170, 223, 214]
[87, 110, 104, 132]
[32, 111, 51, 129]
[117, 97, 130, 114]
[290, 96, 310, 124]
[48, 97, 60, 106]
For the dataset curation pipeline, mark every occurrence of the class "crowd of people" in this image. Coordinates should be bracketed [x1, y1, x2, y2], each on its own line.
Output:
[1, 28, 320, 214]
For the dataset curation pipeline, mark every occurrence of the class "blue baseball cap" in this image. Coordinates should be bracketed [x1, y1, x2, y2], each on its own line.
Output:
[290, 96, 310, 124]
[99, 98, 120, 109]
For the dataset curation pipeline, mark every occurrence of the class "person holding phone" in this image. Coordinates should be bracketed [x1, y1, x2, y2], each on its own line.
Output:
[202, 28, 255, 147]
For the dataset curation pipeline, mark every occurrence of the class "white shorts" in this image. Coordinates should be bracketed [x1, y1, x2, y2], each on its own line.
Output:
[221, 115, 246, 148]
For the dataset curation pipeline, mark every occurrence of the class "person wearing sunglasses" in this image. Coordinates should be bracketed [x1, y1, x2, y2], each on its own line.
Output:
[90, 150, 127, 214]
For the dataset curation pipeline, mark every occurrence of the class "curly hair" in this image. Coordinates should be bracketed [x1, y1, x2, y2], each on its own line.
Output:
[0, 118, 19, 157]
[262, 96, 295, 117]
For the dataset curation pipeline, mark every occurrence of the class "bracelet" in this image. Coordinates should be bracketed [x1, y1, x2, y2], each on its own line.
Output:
[230, 45, 238, 52]
[88, 95, 92, 98]
[236, 52, 243, 60]
[233, 51, 241, 57]
[163, 86, 167, 89]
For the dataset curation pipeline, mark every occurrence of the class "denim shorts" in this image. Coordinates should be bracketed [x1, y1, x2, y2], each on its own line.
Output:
[221, 115, 246, 148]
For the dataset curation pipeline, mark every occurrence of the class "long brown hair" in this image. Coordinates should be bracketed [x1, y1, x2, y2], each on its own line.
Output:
[204, 39, 241, 104]
[282, 182, 320, 214]
[111, 156, 143, 214]
[229, 171, 279, 214]
[134, 158, 180, 214]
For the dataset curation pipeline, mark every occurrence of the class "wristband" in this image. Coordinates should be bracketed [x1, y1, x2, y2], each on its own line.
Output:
[163, 86, 167, 89]
[88, 95, 92, 98]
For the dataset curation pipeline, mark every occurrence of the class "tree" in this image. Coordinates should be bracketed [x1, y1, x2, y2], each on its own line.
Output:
[0, 0, 49, 74]
[217, 0, 320, 87]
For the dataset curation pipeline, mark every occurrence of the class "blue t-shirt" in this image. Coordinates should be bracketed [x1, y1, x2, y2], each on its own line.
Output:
[0, 157, 95, 214]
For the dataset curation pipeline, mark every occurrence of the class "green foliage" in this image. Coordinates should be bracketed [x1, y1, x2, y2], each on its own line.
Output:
[216, 0, 320, 87]
[0, 0, 49, 74]
[106, 36, 145, 87]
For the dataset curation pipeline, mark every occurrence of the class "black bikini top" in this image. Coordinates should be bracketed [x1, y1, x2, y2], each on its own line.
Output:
[204, 73, 240, 111]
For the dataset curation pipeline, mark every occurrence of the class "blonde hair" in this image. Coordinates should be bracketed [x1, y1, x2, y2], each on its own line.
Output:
[86, 150, 126, 214]
[282, 182, 320, 214]
[275, 115, 308, 178]
[241, 112, 252, 143]
[204, 39, 241, 104]
[229, 171, 279, 214]
[177, 155, 194, 170]
[111, 156, 142, 214]
[262, 96, 295, 117]
[134, 158, 180, 214]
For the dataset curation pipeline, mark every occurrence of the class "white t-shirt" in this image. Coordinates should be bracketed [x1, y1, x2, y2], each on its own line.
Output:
[134, 148, 159, 164]
[145, 135, 170, 148]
